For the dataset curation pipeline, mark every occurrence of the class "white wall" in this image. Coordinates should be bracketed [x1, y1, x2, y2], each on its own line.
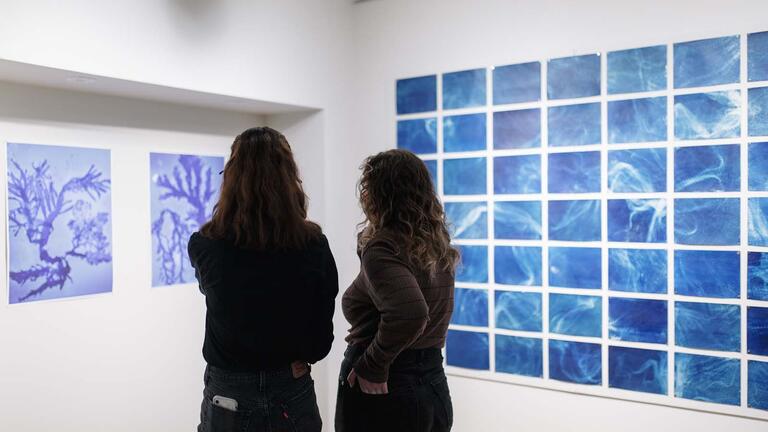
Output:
[326, 0, 768, 431]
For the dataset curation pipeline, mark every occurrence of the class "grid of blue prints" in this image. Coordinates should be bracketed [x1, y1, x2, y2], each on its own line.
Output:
[396, 30, 768, 418]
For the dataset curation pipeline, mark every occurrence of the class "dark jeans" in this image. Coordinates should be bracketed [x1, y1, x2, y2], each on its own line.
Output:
[335, 345, 453, 432]
[199, 364, 322, 432]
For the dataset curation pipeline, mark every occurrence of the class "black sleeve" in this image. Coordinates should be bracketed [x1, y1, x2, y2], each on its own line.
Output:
[306, 236, 339, 363]
[188, 232, 210, 296]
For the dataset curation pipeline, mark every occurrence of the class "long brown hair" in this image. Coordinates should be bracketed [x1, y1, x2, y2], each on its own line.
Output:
[201, 126, 321, 249]
[358, 149, 459, 274]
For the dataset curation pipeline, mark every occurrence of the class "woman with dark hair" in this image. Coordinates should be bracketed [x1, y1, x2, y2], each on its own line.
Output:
[336, 149, 458, 432]
[189, 127, 337, 432]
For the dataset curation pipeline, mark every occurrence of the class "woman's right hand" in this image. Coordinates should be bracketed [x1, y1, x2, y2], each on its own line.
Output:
[347, 368, 388, 394]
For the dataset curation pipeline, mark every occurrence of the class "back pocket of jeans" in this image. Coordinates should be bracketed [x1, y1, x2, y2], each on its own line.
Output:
[430, 376, 453, 428]
[206, 399, 248, 432]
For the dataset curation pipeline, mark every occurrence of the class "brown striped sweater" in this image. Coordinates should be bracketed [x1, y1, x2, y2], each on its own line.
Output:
[342, 234, 455, 383]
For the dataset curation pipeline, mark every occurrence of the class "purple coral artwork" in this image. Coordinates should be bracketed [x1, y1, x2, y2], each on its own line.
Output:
[150, 153, 223, 287]
[7, 143, 112, 304]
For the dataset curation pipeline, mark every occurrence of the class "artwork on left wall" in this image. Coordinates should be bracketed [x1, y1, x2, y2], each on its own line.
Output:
[149, 153, 224, 287]
[6, 143, 112, 304]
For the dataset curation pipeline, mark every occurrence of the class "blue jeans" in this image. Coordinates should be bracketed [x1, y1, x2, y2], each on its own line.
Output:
[198, 364, 322, 432]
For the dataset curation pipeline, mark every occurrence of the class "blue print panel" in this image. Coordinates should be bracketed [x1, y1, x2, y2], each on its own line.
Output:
[495, 291, 542, 332]
[494, 155, 540, 194]
[749, 252, 768, 301]
[607, 199, 667, 243]
[674, 35, 740, 89]
[675, 353, 740, 406]
[444, 113, 487, 152]
[674, 250, 740, 299]
[675, 198, 740, 246]
[608, 248, 667, 294]
[396, 75, 437, 114]
[456, 245, 488, 283]
[397, 118, 437, 154]
[424, 159, 437, 186]
[607, 45, 667, 94]
[547, 54, 601, 100]
[609, 298, 668, 344]
[493, 62, 541, 105]
[549, 340, 602, 385]
[446, 330, 489, 370]
[150, 153, 224, 287]
[748, 142, 768, 191]
[444, 157, 486, 195]
[495, 246, 542, 286]
[674, 144, 740, 192]
[443, 68, 486, 109]
[451, 288, 488, 327]
[549, 200, 601, 242]
[494, 201, 541, 240]
[749, 360, 768, 410]
[493, 109, 541, 149]
[445, 201, 488, 239]
[676, 302, 740, 352]
[7, 143, 112, 304]
[675, 91, 741, 140]
[750, 87, 768, 137]
[609, 346, 668, 395]
[608, 148, 667, 193]
[496, 335, 543, 377]
[750, 198, 768, 246]
[548, 151, 600, 193]
[608, 97, 667, 144]
[749, 32, 768, 82]
[748, 307, 768, 356]
[548, 103, 601, 147]
[549, 294, 602, 337]
[549, 247, 601, 289]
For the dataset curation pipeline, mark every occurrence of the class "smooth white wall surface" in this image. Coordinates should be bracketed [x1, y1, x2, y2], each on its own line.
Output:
[323, 0, 768, 431]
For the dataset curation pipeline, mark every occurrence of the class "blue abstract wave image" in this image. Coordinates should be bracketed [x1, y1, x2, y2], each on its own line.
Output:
[608, 248, 667, 294]
[446, 330, 489, 370]
[674, 250, 740, 299]
[675, 353, 740, 406]
[750, 87, 768, 137]
[674, 35, 740, 89]
[607, 45, 667, 94]
[7, 143, 112, 304]
[548, 151, 600, 193]
[547, 54, 601, 100]
[675, 198, 740, 245]
[607, 199, 667, 243]
[493, 108, 541, 149]
[443, 68, 486, 109]
[748, 360, 768, 410]
[549, 247, 601, 289]
[451, 288, 488, 327]
[495, 335, 543, 377]
[674, 144, 740, 192]
[494, 155, 540, 194]
[675, 91, 741, 140]
[748, 142, 768, 191]
[675, 301, 740, 352]
[549, 200, 601, 242]
[548, 103, 601, 147]
[150, 153, 224, 287]
[609, 297, 668, 344]
[444, 157, 486, 195]
[748, 252, 768, 301]
[493, 62, 541, 105]
[495, 246, 542, 286]
[444, 113, 487, 152]
[549, 339, 602, 385]
[749, 31, 768, 82]
[396, 75, 436, 114]
[445, 201, 487, 239]
[495, 290, 542, 332]
[455, 245, 488, 283]
[397, 118, 437, 154]
[609, 346, 668, 395]
[749, 198, 768, 246]
[549, 293, 602, 337]
[494, 201, 541, 240]
[608, 148, 667, 193]
[608, 97, 667, 144]
[748, 307, 768, 356]
[424, 159, 437, 186]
